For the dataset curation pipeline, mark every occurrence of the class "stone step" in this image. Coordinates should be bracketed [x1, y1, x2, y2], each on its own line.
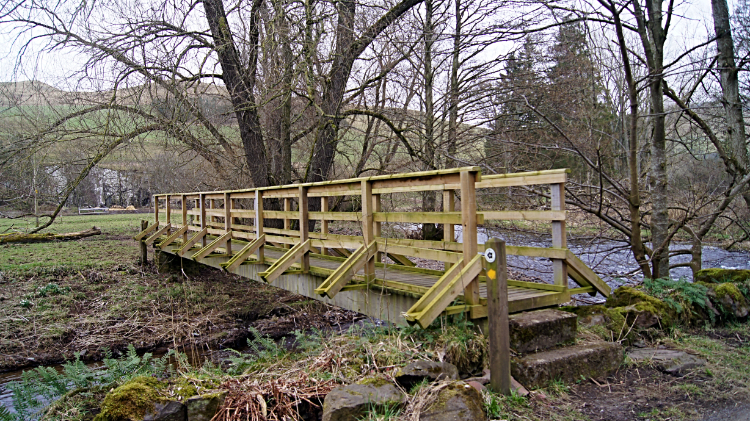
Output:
[511, 341, 623, 389]
[509, 309, 578, 353]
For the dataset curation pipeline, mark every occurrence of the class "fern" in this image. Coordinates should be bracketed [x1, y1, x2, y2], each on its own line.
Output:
[643, 278, 709, 319]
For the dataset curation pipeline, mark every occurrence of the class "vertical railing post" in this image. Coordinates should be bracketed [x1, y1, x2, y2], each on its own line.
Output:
[153, 195, 159, 226]
[361, 180, 375, 281]
[283, 198, 292, 249]
[210, 198, 216, 227]
[200, 193, 207, 247]
[181, 195, 188, 244]
[372, 193, 381, 263]
[460, 170, 480, 305]
[140, 219, 148, 265]
[224, 192, 232, 255]
[484, 238, 511, 395]
[443, 190, 455, 271]
[165, 195, 171, 225]
[256, 190, 264, 263]
[551, 181, 567, 287]
[298, 186, 310, 273]
[320, 197, 329, 256]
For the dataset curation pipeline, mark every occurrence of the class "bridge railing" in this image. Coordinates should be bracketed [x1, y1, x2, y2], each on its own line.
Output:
[148, 167, 605, 303]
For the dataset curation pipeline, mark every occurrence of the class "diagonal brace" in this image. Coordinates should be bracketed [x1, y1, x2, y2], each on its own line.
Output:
[134, 222, 159, 241]
[144, 224, 171, 246]
[258, 239, 311, 283]
[221, 235, 265, 272]
[315, 242, 378, 299]
[176, 228, 207, 256]
[192, 231, 232, 261]
[158, 225, 189, 250]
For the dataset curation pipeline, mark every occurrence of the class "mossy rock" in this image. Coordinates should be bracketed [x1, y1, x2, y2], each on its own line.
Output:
[701, 282, 749, 319]
[419, 382, 485, 421]
[94, 376, 167, 421]
[694, 269, 750, 284]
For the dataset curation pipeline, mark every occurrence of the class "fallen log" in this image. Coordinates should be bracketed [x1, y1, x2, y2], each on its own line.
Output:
[0, 227, 102, 244]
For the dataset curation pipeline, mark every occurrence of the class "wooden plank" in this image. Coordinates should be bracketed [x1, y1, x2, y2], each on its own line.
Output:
[221, 235, 266, 271]
[507, 280, 566, 292]
[284, 198, 292, 249]
[372, 212, 483, 225]
[144, 223, 171, 246]
[158, 225, 189, 250]
[165, 195, 171, 224]
[134, 222, 159, 241]
[192, 231, 232, 261]
[444, 190, 455, 272]
[315, 242, 378, 298]
[176, 228, 207, 257]
[181, 195, 188, 243]
[230, 210, 256, 218]
[569, 286, 596, 295]
[386, 253, 415, 267]
[258, 239, 311, 283]
[484, 238, 511, 395]
[405, 259, 465, 324]
[461, 170, 480, 305]
[505, 246, 567, 259]
[551, 183, 567, 287]
[371, 173, 462, 191]
[565, 250, 611, 297]
[482, 210, 566, 221]
[307, 211, 363, 221]
[375, 241, 463, 263]
[224, 193, 232, 255]
[200, 194, 207, 248]
[263, 210, 299, 219]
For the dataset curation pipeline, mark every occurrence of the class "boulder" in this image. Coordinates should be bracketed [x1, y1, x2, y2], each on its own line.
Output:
[322, 379, 405, 421]
[143, 401, 185, 421]
[419, 382, 485, 421]
[704, 283, 749, 319]
[394, 361, 459, 390]
[186, 393, 225, 421]
[606, 287, 675, 328]
[627, 348, 706, 377]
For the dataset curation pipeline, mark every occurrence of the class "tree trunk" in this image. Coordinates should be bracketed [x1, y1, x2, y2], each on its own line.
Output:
[0, 227, 102, 244]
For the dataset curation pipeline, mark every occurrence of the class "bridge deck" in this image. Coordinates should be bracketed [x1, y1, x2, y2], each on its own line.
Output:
[167, 238, 568, 316]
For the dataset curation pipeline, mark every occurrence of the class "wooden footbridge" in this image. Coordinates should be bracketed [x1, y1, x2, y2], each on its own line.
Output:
[136, 167, 610, 328]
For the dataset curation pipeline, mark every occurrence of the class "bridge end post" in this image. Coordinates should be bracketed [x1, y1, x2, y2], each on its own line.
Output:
[484, 238, 511, 395]
[299, 186, 310, 273]
[551, 181, 568, 287]
[256, 191, 265, 263]
[361, 180, 375, 282]
[460, 170, 480, 305]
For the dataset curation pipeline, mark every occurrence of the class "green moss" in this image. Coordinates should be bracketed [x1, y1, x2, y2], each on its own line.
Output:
[173, 378, 198, 400]
[425, 382, 483, 414]
[695, 269, 750, 284]
[93, 376, 167, 421]
[607, 287, 666, 309]
[357, 376, 392, 388]
[714, 283, 744, 302]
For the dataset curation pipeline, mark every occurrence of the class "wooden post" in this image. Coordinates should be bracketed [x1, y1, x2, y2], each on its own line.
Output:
[140, 220, 148, 265]
[165, 195, 171, 224]
[210, 198, 216, 227]
[551, 182, 567, 287]
[256, 191, 264, 263]
[224, 192, 232, 255]
[484, 238, 511, 395]
[372, 193, 381, 263]
[298, 186, 310, 273]
[181, 195, 188, 244]
[200, 194, 207, 247]
[443, 190, 455, 271]
[283, 198, 292, 249]
[153, 195, 159, 226]
[320, 197, 328, 255]
[361, 180, 375, 281]
[460, 170, 480, 305]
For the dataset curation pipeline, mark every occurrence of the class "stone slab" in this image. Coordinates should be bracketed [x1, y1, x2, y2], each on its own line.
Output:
[627, 348, 707, 377]
[512, 342, 622, 389]
[509, 309, 578, 353]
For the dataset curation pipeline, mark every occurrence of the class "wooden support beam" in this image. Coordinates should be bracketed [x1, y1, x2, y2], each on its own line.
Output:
[484, 238, 511, 395]
[192, 231, 232, 261]
[315, 242, 378, 298]
[375, 241, 462, 263]
[255, 191, 265, 263]
[221, 235, 266, 272]
[166, 195, 171, 224]
[224, 192, 232, 255]
[153, 195, 159, 226]
[481, 210, 566, 221]
[565, 250, 611, 297]
[134, 222, 159, 241]
[144, 224, 171, 246]
[158, 224, 189, 250]
[444, 190, 455, 272]
[258, 239, 311, 283]
[283, 198, 292, 249]
[181, 194, 188, 243]
[372, 212, 483, 225]
[200, 194, 208, 248]
[461, 170, 480, 305]
[361, 180, 375, 281]
[372, 194, 381, 263]
[551, 183, 567, 287]
[176, 228, 207, 257]
[386, 253, 415, 267]
[299, 186, 309, 273]
[404, 254, 484, 328]
[320, 197, 328, 255]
